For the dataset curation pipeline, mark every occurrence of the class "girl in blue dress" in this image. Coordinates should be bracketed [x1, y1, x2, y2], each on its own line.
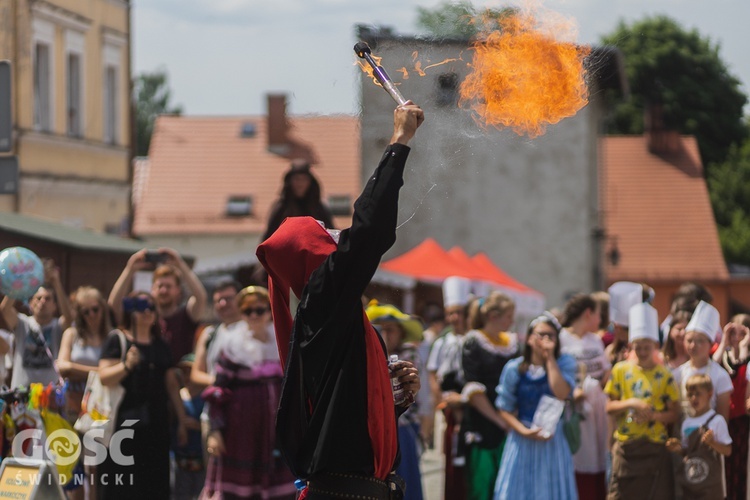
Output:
[493, 312, 578, 500]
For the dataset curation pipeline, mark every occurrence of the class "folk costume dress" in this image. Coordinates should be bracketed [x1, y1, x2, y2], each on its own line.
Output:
[427, 329, 467, 500]
[559, 328, 611, 499]
[460, 329, 519, 500]
[493, 355, 578, 500]
[202, 327, 296, 499]
[256, 144, 412, 499]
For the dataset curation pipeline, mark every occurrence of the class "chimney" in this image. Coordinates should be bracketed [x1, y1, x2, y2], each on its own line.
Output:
[645, 101, 681, 155]
[267, 93, 289, 155]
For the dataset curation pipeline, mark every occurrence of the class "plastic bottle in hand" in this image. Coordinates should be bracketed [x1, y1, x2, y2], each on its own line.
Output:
[389, 355, 407, 405]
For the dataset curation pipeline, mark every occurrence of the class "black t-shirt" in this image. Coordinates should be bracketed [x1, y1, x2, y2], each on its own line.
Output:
[101, 330, 173, 427]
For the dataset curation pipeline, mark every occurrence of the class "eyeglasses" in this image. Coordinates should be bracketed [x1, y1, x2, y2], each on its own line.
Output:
[123, 297, 156, 313]
[242, 307, 269, 316]
[535, 331, 557, 340]
[80, 306, 101, 316]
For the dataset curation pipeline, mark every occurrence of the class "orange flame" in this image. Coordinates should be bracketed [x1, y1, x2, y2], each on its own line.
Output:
[459, 12, 591, 138]
[356, 54, 385, 87]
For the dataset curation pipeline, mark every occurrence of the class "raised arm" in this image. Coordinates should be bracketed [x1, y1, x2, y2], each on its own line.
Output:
[325, 102, 424, 298]
[0, 295, 17, 332]
[45, 260, 72, 331]
[109, 249, 148, 325]
[159, 247, 207, 322]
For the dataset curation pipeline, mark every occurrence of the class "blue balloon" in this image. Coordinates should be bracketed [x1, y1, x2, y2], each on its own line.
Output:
[0, 247, 45, 301]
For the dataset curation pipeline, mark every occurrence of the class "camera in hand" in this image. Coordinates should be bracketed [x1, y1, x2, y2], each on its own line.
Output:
[145, 250, 166, 264]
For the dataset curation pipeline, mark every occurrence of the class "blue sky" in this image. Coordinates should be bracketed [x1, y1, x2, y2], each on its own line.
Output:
[132, 0, 750, 116]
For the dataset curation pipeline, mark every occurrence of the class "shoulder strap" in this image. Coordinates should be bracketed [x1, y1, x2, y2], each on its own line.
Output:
[701, 412, 719, 430]
[114, 330, 127, 362]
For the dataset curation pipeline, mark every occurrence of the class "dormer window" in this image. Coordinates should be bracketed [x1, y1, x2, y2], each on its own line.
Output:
[240, 122, 256, 138]
[226, 195, 253, 217]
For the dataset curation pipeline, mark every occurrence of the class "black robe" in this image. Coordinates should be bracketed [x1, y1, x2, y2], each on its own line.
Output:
[257, 144, 411, 480]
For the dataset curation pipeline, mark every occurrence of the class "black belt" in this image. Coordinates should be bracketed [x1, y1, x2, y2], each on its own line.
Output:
[306, 472, 405, 500]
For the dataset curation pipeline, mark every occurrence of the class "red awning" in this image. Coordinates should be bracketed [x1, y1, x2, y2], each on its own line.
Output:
[380, 238, 481, 282]
[377, 239, 545, 316]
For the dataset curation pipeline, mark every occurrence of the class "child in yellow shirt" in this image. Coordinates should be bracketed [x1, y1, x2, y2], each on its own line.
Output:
[604, 302, 680, 500]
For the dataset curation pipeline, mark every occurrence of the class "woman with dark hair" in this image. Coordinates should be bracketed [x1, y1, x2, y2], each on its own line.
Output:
[97, 291, 184, 499]
[493, 313, 578, 499]
[662, 309, 692, 371]
[713, 314, 750, 500]
[559, 293, 609, 500]
[261, 160, 335, 242]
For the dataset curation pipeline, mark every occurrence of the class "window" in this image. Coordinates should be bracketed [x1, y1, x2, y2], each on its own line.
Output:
[436, 72, 459, 107]
[226, 195, 254, 217]
[103, 65, 117, 144]
[328, 195, 352, 216]
[67, 53, 82, 136]
[102, 40, 122, 145]
[65, 29, 85, 137]
[34, 43, 52, 131]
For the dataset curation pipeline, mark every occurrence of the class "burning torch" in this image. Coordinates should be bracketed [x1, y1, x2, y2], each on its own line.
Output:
[354, 42, 408, 106]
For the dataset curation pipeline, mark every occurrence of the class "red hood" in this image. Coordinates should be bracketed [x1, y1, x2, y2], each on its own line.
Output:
[256, 216, 336, 366]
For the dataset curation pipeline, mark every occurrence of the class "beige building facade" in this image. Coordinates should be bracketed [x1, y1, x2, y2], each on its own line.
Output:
[0, 0, 131, 233]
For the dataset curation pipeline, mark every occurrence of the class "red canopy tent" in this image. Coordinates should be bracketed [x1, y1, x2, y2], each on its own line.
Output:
[380, 238, 484, 282]
[375, 239, 545, 316]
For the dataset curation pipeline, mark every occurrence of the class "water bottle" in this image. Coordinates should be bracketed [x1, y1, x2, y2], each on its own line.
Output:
[389, 354, 407, 405]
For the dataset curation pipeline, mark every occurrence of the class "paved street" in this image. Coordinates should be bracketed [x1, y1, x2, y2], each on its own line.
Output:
[421, 447, 445, 500]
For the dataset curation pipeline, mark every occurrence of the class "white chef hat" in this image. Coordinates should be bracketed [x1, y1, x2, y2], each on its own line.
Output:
[443, 276, 472, 307]
[685, 300, 720, 341]
[629, 302, 659, 343]
[608, 281, 643, 327]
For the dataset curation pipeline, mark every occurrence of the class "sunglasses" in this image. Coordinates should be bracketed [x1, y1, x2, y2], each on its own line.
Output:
[80, 306, 101, 316]
[242, 306, 269, 316]
[123, 297, 156, 313]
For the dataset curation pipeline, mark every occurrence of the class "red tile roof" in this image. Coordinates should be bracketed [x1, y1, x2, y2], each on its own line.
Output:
[601, 135, 728, 283]
[133, 114, 361, 235]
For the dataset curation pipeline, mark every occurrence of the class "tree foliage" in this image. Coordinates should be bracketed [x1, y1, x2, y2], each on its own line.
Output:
[708, 135, 750, 265]
[134, 69, 183, 157]
[600, 16, 748, 166]
[416, 1, 515, 39]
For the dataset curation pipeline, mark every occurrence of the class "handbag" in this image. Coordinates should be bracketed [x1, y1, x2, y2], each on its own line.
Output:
[73, 330, 127, 447]
[562, 399, 584, 454]
[198, 457, 223, 500]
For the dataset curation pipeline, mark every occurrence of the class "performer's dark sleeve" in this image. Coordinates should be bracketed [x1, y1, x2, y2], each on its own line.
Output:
[304, 144, 411, 321]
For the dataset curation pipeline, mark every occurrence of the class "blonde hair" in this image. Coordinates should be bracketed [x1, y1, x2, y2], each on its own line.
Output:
[468, 291, 515, 330]
[237, 285, 270, 307]
[685, 373, 713, 393]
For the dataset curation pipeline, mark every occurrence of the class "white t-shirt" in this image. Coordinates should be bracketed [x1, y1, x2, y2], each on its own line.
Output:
[674, 360, 733, 412]
[559, 329, 611, 381]
[11, 314, 63, 388]
[681, 409, 732, 447]
[0, 329, 13, 385]
[426, 331, 464, 386]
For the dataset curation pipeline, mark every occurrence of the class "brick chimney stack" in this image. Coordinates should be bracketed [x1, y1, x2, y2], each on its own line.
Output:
[267, 93, 290, 155]
[645, 102, 681, 155]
